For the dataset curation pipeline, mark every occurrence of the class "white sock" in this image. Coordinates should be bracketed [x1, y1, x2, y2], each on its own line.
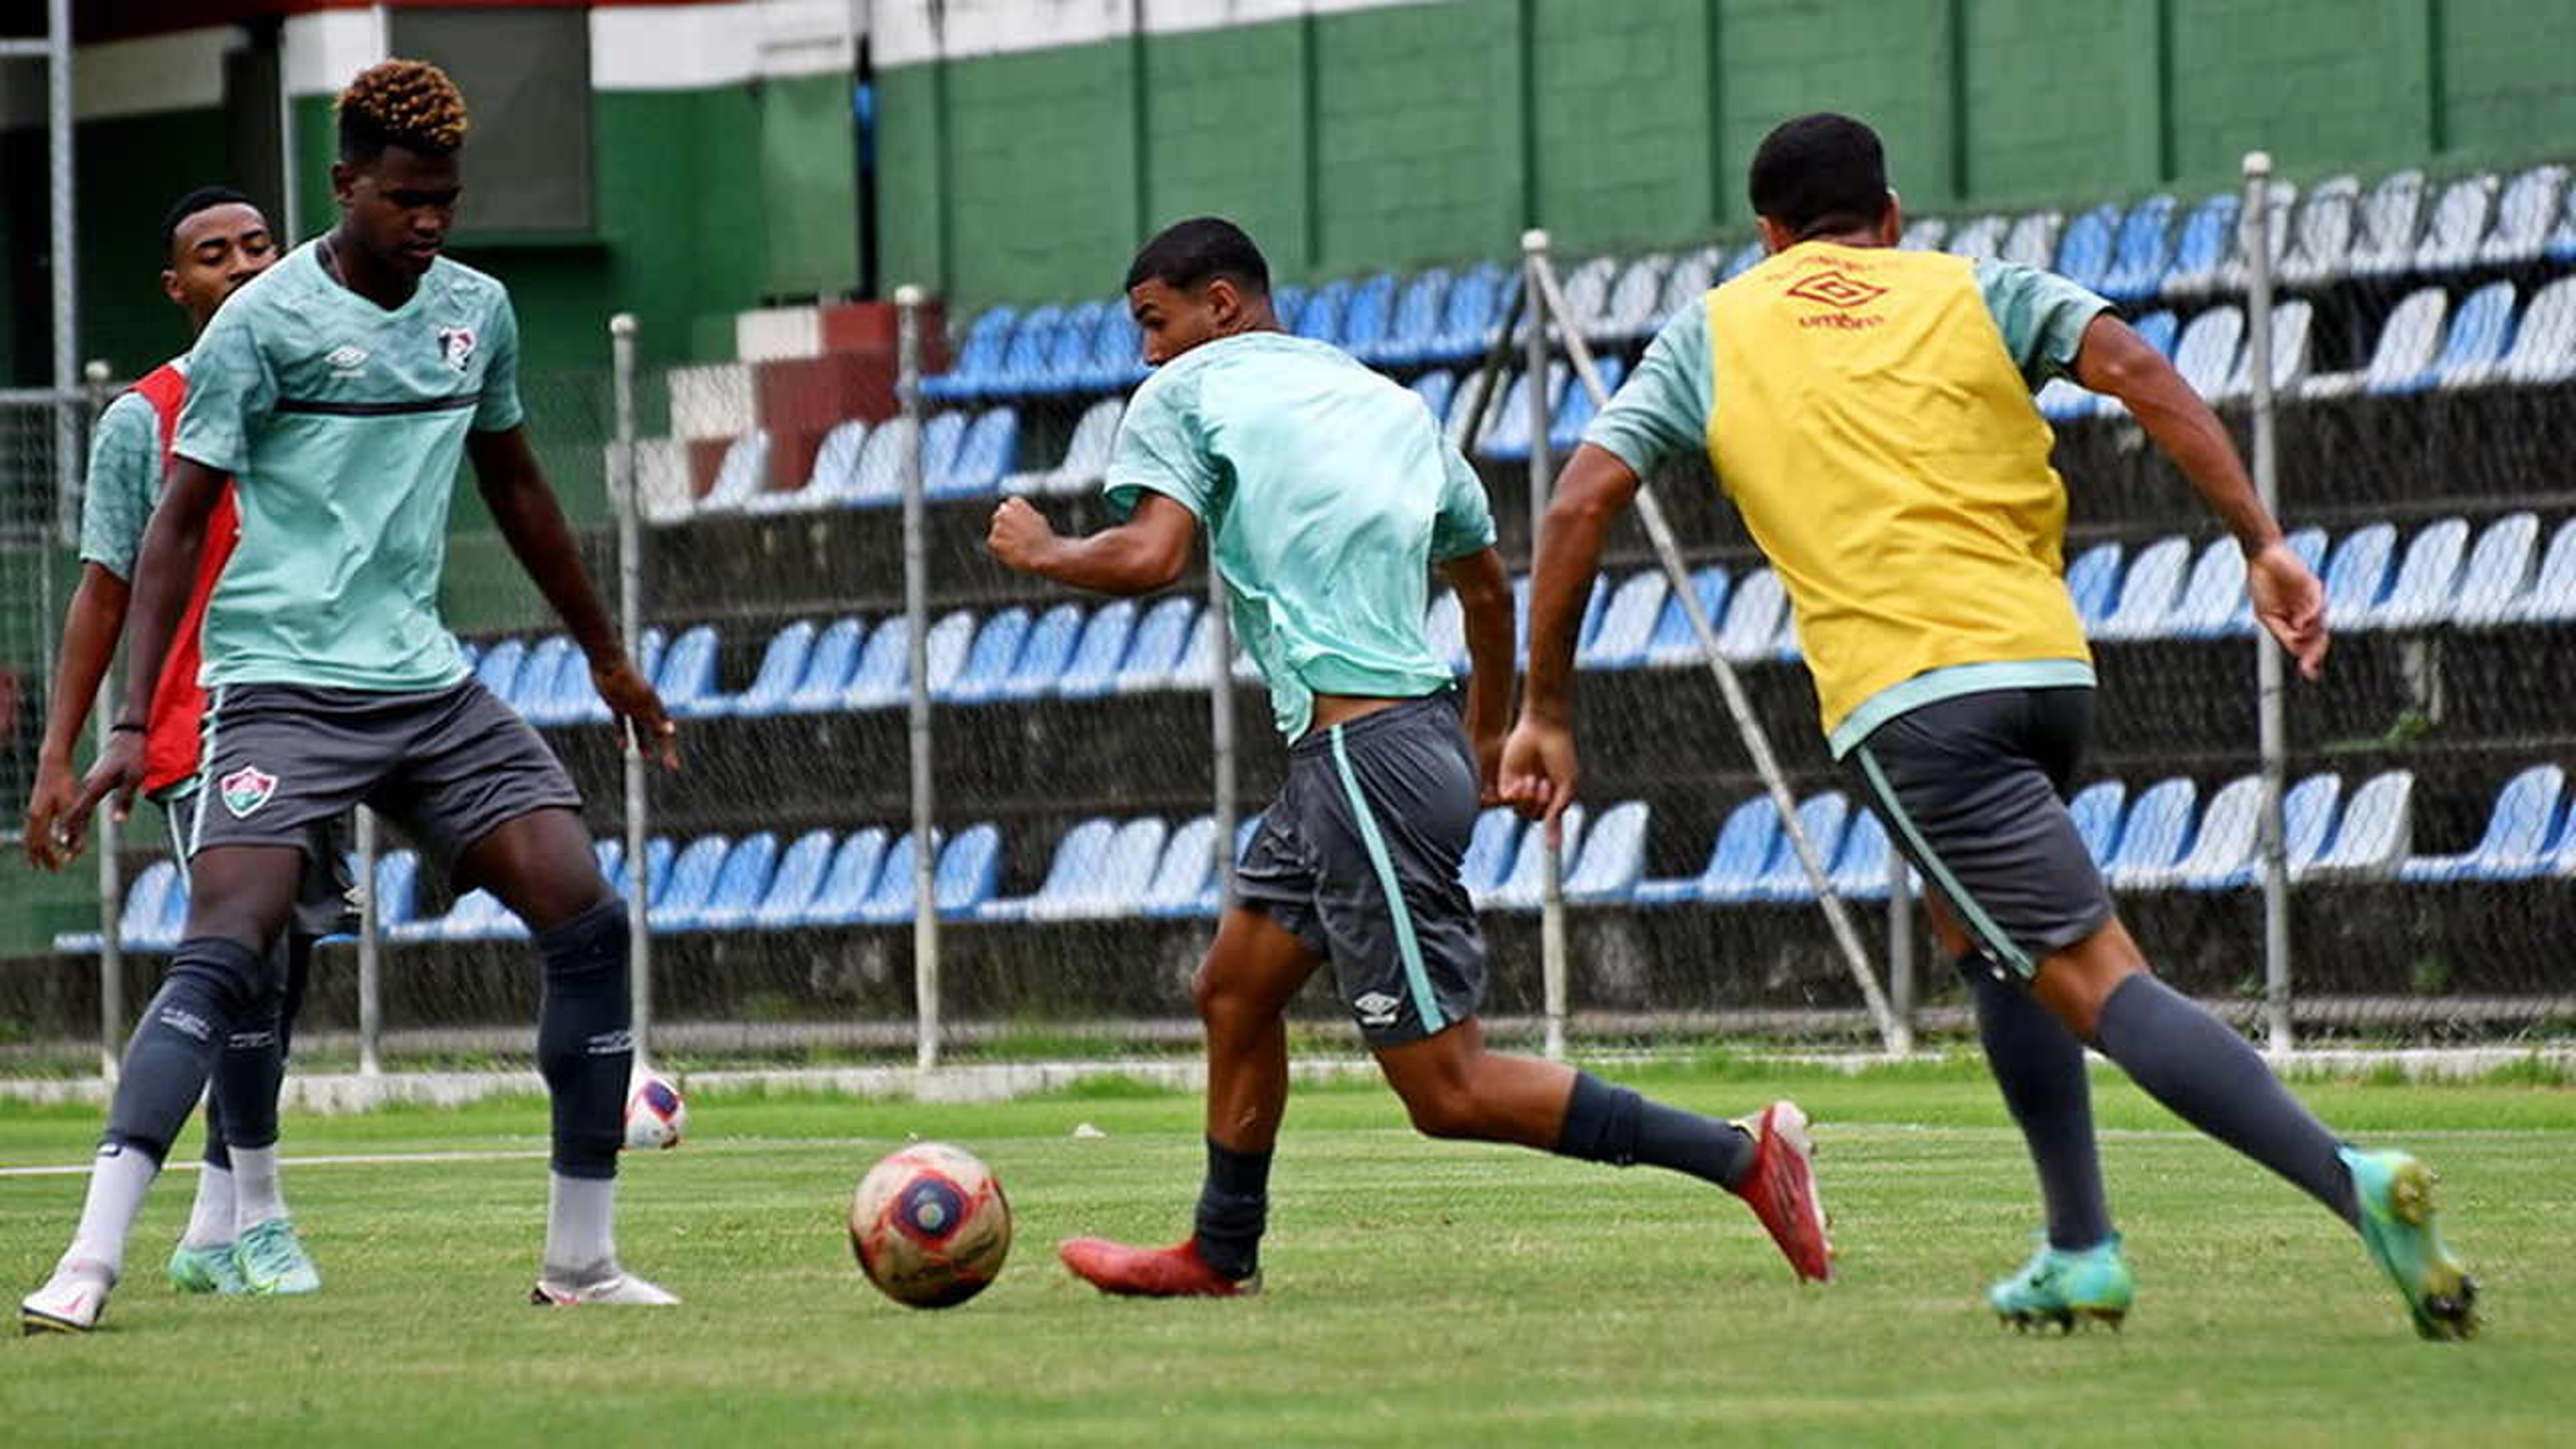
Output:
[543, 1173, 616, 1280]
[61, 1144, 160, 1281]
[182, 1164, 237, 1249]
[229, 1144, 288, 1233]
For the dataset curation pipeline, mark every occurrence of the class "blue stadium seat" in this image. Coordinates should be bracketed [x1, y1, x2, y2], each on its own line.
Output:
[1373, 268, 1451, 366]
[2481, 164, 2568, 266]
[1637, 796, 1775, 906]
[2053, 203, 2121, 292]
[2320, 524, 2397, 625]
[1141, 815, 1219, 918]
[784, 616, 866, 713]
[1000, 602, 1085, 700]
[780, 419, 871, 513]
[2159, 192, 2239, 299]
[440, 884, 521, 942]
[2160, 775, 2263, 891]
[743, 829, 835, 929]
[1056, 599, 1137, 699]
[993, 305, 1063, 394]
[1563, 800, 1649, 904]
[2493, 276, 2576, 386]
[2303, 770, 2413, 879]
[2094, 535, 2189, 641]
[1644, 566, 1730, 667]
[1428, 263, 1506, 360]
[2000, 211, 2063, 270]
[2195, 773, 2343, 890]
[2169, 537, 2247, 638]
[934, 824, 1003, 918]
[1408, 369, 1458, 426]
[2214, 300, 2315, 402]
[1483, 806, 1586, 912]
[2413, 172, 2498, 272]
[1422, 590, 1466, 673]
[692, 430, 770, 515]
[144, 867, 194, 951]
[512, 635, 573, 722]
[2067, 780, 2127, 866]
[1337, 272, 1398, 361]
[1654, 248, 1719, 327]
[1114, 595, 1198, 693]
[947, 608, 1030, 704]
[2359, 518, 2469, 631]
[1720, 238, 1764, 282]
[1460, 808, 1521, 900]
[855, 830, 929, 925]
[656, 625, 723, 719]
[2519, 518, 2576, 623]
[2342, 288, 2448, 396]
[1716, 568, 1786, 663]
[2103, 778, 2197, 890]
[1192, 812, 1269, 916]
[923, 305, 1016, 402]
[1044, 818, 1169, 920]
[2163, 306, 2243, 404]
[1270, 284, 1307, 334]
[1943, 214, 2007, 258]
[980, 818, 1113, 923]
[2218, 180, 2296, 294]
[91, 860, 178, 955]
[2427, 282, 2517, 390]
[932, 408, 1017, 499]
[472, 637, 528, 710]
[798, 828, 889, 926]
[1077, 307, 1147, 392]
[1166, 605, 1221, 692]
[732, 620, 816, 719]
[1548, 356, 1626, 453]
[1036, 301, 1109, 393]
[1827, 805, 1894, 900]
[2398, 765, 2564, 883]
[1747, 793, 1847, 902]
[2100, 195, 2178, 303]
[1579, 570, 1667, 671]
[2279, 174, 2361, 285]
[845, 417, 918, 509]
[693, 832, 780, 932]
[2063, 543, 2124, 629]
[1018, 397, 1125, 498]
[372, 849, 421, 931]
[1294, 278, 1352, 346]
[922, 609, 977, 700]
[844, 614, 913, 710]
[647, 836, 731, 932]
[1601, 254, 1673, 339]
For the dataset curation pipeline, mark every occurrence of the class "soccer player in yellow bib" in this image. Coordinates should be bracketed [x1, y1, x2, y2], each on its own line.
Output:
[1504, 113, 2475, 1338]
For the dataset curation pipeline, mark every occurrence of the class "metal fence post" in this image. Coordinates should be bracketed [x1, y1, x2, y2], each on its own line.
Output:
[896, 286, 941, 1071]
[355, 807, 382, 1075]
[80, 362, 122, 1083]
[610, 313, 653, 1063]
[2243, 151, 2293, 1055]
[1521, 231, 1569, 1063]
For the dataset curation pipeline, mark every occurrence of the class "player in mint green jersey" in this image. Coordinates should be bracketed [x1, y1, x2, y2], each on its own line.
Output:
[23, 60, 680, 1336]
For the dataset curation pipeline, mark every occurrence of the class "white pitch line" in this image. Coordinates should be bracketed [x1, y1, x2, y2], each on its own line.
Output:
[0, 1148, 550, 1179]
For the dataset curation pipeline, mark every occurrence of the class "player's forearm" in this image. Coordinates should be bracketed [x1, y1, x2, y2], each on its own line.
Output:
[1026, 528, 1187, 596]
[1523, 452, 1632, 724]
[2077, 316, 2282, 555]
[1445, 549, 1515, 741]
[116, 476, 219, 729]
[39, 567, 129, 766]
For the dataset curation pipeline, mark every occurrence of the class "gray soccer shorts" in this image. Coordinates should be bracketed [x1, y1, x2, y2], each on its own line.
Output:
[1235, 692, 1487, 1048]
[182, 678, 583, 883]
[1840, 685, 2114, 978]
[158, 788, 356, 941]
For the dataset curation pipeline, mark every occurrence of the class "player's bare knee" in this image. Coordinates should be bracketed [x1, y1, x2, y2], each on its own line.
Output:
[1395, 1076, 1485, 1140]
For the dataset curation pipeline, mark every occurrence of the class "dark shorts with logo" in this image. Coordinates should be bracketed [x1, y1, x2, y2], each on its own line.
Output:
[158, 791, 356, 941]
[1234, 692, 1487, 1049]
[184, 678, 582, 884]
[1840, 686, 2114, 978]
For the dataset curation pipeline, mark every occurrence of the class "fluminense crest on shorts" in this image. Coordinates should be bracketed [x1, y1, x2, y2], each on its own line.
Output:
[219, 764, 278, 818]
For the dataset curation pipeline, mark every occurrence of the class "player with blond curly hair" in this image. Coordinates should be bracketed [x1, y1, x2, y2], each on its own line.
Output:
[23, 60, 681, 1334]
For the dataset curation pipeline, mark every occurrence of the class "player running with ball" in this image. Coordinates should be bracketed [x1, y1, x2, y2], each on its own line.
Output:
[989, 217, 1831, 1297]
[1505, 113, 2475, 1338]
[23, 185, 355, 1301]
[23, 60, 680, 1335]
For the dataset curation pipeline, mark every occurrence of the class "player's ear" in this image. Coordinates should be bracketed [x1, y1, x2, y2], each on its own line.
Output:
[1878, 190, 1903, 246]
[1204, 276, 1240, 328]
[161, 268, 185, 308]
[330, 160, 358, 208]
[1756, 215, 1794, 255]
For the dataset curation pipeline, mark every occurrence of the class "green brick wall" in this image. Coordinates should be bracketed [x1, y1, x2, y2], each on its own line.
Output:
[2167, 0, 2430, 186]
[943, 44, 1143, 305]
[1138, 21, 1313, 281]
[1309, 0, 1525, 274]
[2440, 0, 2576, 157]
[1960, 0, 2162, 205]
[1530, 0, 1717, 256]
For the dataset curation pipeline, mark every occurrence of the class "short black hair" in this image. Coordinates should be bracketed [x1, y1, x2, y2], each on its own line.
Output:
[162, 186, 258, 259]
[1124, 216, 1270, 297]
[1748, 113, 1890, 238]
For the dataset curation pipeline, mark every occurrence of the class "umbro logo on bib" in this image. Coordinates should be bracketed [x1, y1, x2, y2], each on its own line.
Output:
[219, 765, 278, 818]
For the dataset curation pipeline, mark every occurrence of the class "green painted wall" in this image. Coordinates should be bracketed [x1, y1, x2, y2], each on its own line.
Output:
[878, 0, 2576, 308]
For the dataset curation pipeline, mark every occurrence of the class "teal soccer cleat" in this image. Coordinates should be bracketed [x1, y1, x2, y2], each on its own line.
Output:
[2341, 1147, 2477, 1341]
[1988, 1232, 2133, 1333]
[168, 1240, 248, 1295]
[235, 1219, 322, 1296]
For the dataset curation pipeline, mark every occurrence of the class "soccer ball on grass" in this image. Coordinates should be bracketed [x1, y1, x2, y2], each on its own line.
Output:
[849, 1142, 1012, 1308]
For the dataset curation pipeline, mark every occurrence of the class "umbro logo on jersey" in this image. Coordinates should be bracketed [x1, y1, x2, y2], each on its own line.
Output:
[219, 764, 278, 818]
[1784, 271, 1887, 310]
[326, 344, 369, 374]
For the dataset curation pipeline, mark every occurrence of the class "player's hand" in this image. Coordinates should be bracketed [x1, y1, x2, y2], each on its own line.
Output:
[1498, 716, 1580, 847]
[1469, 727, 1507, 806]
[591, 654, 681, 769]
[2247, 539, 2328, 681]
[64, 731, 148, 853]
[986, 497, 1059, 575]
[23, 752, 85, 870]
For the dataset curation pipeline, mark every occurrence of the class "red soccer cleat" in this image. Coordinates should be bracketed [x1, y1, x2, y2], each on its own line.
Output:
[1731, 1100, 1835, 1283]
[1057, 1237, 1260, 1298]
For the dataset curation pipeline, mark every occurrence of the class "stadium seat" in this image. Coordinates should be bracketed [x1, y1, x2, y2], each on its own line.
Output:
[2514, 517, 2576, 623]
[843, 614, 913, 710]
[1653, 248, 1719, 328]
[2358, 518, 2469, 631]
[2192, 773, 2344, 891]
[2035, 375, 2090, 421]
[2213, 301, 2312, 402]
[1481, 363, 1570, 462]
[2165, 306, 2244, 402]
[472, 637, 528, 710]
[2412, 172, 2498, 272]
[1826, 806, 1895, 901]
[1000, 602, 1085, 700]
[1599, 254, 1671, 339]
[647, 835, 731, 932]
[1295, 278, 1352, 347]
[845, 416, 920, 508]
[2320, 523, 2397, 624]
[932, 409, 1018, 499]
[933, 824, 1004, 918]
[1548, 257, 1618, 343]
[2416, 281, 2516, 391]
[1999, 211, 2062, 269]
[692, 832, 781, 931]
[922, 609, 977, 700]
[1746, 793, 1849, 903]
[2052, 202, 2121, 292]
[1421, 589, 1466, 673]
[2303, 770, 2413, 878]
[2149, 775, 2263, 891]
[922, 305, 1016, 402]
[1563, 800, 1649, 904]
[2216, 180, 2298, 294]
[1943, 214, 2006, 259]
[1548, 356, 1625, 453]
[1187, 811, 1264, 916]
[731, 620, 816, 719]
[2103, 777, 2197, 890]
[372, 850, 421, 931]
[1483, 806, 1586, 912]
[2551, 181, 2576, 262]
[2159, 192, 2239, 299]
[1036, 301, 1108, 393]
[992, 305, 1063, 394]
[2451, 513, 2540, 625]
[1408, 369, 1458, 427]
[2482, 164, 2569, 266]
[981, 818, 1114, 922]
[2399, 765, 2564, 883]
[1644, 566, 1730, 667]
[916, 411, 968, 494]
[1720, 238, 1765, 282]
[1429, 263, 1507, 360]
[2493, 276, 2576, 386]
[443, 883, 524, 941]
[1460, 808, 1521, 900]
[749, 829, 836, 929]
[2279, 174, 2360, 285]
[784, 616, 866, 713]
[947, 607, 1030, 704]
[1716, 568, 1787, 662]
[1114, 595, 1198, 693]
[798, 828, 890, 926]
[2094, 535, 2190, 641]
[1055, 817, 1171, 920]
[2063, 542, 2125, 629]
[2067, 781, 2127, 866]
[696, 430, 771, 515]
[1140, 815, 1218, 918]
[1023, 398, 1122, 498]
[1271, 284, 1307, 335]
[1056, 598, 1137, 699]
[2347, 169, 2427, 277]
[1076, 307, 1146, 392]
[2168, 537, 2247, 637]
[1372, 268, 1452, 366]
[1337, 272, 1399, 362]
[1579, 570, 1667, 671]
[508, 635, 570, 722]
[1165, 607, 1222, 691]
[1898, 215, 1949, 251]
[113, 861, 180, 953]
[1633, 796, 1774, 906]
[1442, 368, 1493, 454]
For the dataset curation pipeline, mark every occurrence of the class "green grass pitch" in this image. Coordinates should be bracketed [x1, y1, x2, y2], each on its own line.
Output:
[5, 1061, 2573, 1446]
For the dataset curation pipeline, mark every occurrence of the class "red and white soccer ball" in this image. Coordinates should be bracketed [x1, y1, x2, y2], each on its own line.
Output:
[849, 1142, 1012, 1309]
[623, 1072, 687, 1151]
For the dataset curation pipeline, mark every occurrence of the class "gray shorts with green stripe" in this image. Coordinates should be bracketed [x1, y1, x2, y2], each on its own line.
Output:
[1842, 686, 2114, 978]
[1236, 692, 1487, 1047]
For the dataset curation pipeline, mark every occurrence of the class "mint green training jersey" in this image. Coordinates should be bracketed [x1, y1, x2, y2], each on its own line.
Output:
[1102, 330, 1497, 739]
[172, 241, 524, 692]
